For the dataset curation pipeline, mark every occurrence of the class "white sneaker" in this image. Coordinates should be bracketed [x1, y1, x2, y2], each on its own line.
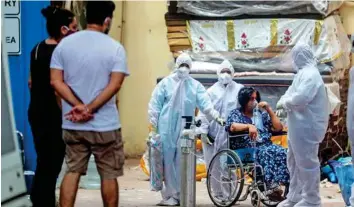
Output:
[157, 198, 179, 206]
[277, 199, 298, 207]
[174, 198, 180, 206]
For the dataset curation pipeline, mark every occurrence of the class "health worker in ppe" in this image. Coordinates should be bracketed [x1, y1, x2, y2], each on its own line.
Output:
[276, 43, 329, 207]
[195, 60, 243, 199]
[196, 60, 243, 168]
[148, 53, 225, 206]
[348, 66, 354, 206]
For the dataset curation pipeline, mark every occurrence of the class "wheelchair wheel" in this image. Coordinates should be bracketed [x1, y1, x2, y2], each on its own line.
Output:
[207, 149, 244, 207]
[250, 190, 261, 207]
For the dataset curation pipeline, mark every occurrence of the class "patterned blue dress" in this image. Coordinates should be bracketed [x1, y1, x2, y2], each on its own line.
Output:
[225, 109, 290, 186]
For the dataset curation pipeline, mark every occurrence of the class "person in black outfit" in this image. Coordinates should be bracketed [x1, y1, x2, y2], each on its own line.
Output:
[28, 6, 78, 207]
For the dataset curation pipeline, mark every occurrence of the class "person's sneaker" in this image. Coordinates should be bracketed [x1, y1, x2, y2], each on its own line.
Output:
[157, 198, 179, 206]
[174, 198, 180, 206]
[214, 193, 230, 203]
[157, 199, 168, 206]
[277, 199, 298, 207]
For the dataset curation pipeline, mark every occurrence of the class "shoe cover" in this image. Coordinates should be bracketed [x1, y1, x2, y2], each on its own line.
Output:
[157, 198, 179, 206]
[278, 199, 298, 207]
[294, 199, 321, 207]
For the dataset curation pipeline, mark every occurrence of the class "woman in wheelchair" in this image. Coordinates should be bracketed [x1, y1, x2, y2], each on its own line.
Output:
[225, 87, 290, 200]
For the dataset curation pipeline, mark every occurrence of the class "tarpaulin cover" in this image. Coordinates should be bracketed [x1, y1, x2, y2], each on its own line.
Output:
[186, 15, 351, 73]
[332, 157, 354, 206]
[177, 1, 343, 17]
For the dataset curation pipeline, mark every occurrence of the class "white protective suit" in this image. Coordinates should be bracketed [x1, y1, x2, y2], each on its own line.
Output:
[196, 60, 244, 166]
[277, 43, 329, 207]
[148, 53, 221, 203]
[348, 66, 354, 206]
[196, 60, 243, 198]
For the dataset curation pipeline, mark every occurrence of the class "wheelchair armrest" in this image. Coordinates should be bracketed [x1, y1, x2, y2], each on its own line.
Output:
[271, 131, 287, 136]
[228, 130, 249, 136]
[229, 130, 287, 137]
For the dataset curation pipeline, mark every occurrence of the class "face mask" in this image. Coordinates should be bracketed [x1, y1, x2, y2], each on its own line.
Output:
[177, 66, 190, 79]
[104, 27, 110, 35]
[218, 73, 232, 85]
[104, 18, 112, 34]
[63, 26, 76, 37]
[249, 100, 258, 110]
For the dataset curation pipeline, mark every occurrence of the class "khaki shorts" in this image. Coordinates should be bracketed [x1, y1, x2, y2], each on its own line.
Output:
[63, 129, 124, 179]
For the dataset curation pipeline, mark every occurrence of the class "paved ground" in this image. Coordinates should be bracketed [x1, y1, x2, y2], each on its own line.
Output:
[57, 159, 346, 207]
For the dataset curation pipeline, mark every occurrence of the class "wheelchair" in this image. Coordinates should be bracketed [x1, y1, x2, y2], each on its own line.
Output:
[206, 131, 289, 207]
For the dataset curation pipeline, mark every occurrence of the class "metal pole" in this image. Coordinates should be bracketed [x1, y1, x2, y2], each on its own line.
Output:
[180, 116, 196, 207]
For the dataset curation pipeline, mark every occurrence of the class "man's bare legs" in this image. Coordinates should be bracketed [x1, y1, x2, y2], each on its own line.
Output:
[59, 172, 81, 207]
[101, 178, 119, 207]
[59, 173, 119, 207]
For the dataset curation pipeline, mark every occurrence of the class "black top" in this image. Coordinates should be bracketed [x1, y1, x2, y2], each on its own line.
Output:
[28, 41, 61, 128]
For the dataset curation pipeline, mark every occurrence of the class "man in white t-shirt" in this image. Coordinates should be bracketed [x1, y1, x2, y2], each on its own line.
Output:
[50, 1, 129, 206]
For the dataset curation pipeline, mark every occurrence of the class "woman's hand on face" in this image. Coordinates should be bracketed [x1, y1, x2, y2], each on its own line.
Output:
[248, 124, 258, 140]
[258, 101, 271, 112]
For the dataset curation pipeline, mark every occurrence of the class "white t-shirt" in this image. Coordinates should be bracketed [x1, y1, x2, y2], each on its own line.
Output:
[50, 30, 129, 132]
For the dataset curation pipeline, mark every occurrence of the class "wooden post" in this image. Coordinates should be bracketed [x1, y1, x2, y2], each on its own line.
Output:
[168, 1, 178, 14]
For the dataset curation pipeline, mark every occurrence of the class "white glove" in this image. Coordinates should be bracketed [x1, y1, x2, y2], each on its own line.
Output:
[276, 100, 285, 110]
[149, 130, 155, 137]
[209, 109, 220, 120]
[275, 109, 282, 117]
[275, 109, 287, 117]
[201, 134, 213, 145]
[149, 131, 160, 141]
[215, 117, 226, 126]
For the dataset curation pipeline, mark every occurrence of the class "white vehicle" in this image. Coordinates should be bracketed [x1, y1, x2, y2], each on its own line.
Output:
[1, 11, 31, 207]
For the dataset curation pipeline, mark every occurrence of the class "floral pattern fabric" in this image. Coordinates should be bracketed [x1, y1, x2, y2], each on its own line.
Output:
[225, 109, 290, 186]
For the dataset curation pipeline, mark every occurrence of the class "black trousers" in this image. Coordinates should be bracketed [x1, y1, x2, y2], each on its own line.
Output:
[29, 121, 65, 207]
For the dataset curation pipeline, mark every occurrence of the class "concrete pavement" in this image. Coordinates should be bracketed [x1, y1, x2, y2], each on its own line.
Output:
[58, 159, 346, 207]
